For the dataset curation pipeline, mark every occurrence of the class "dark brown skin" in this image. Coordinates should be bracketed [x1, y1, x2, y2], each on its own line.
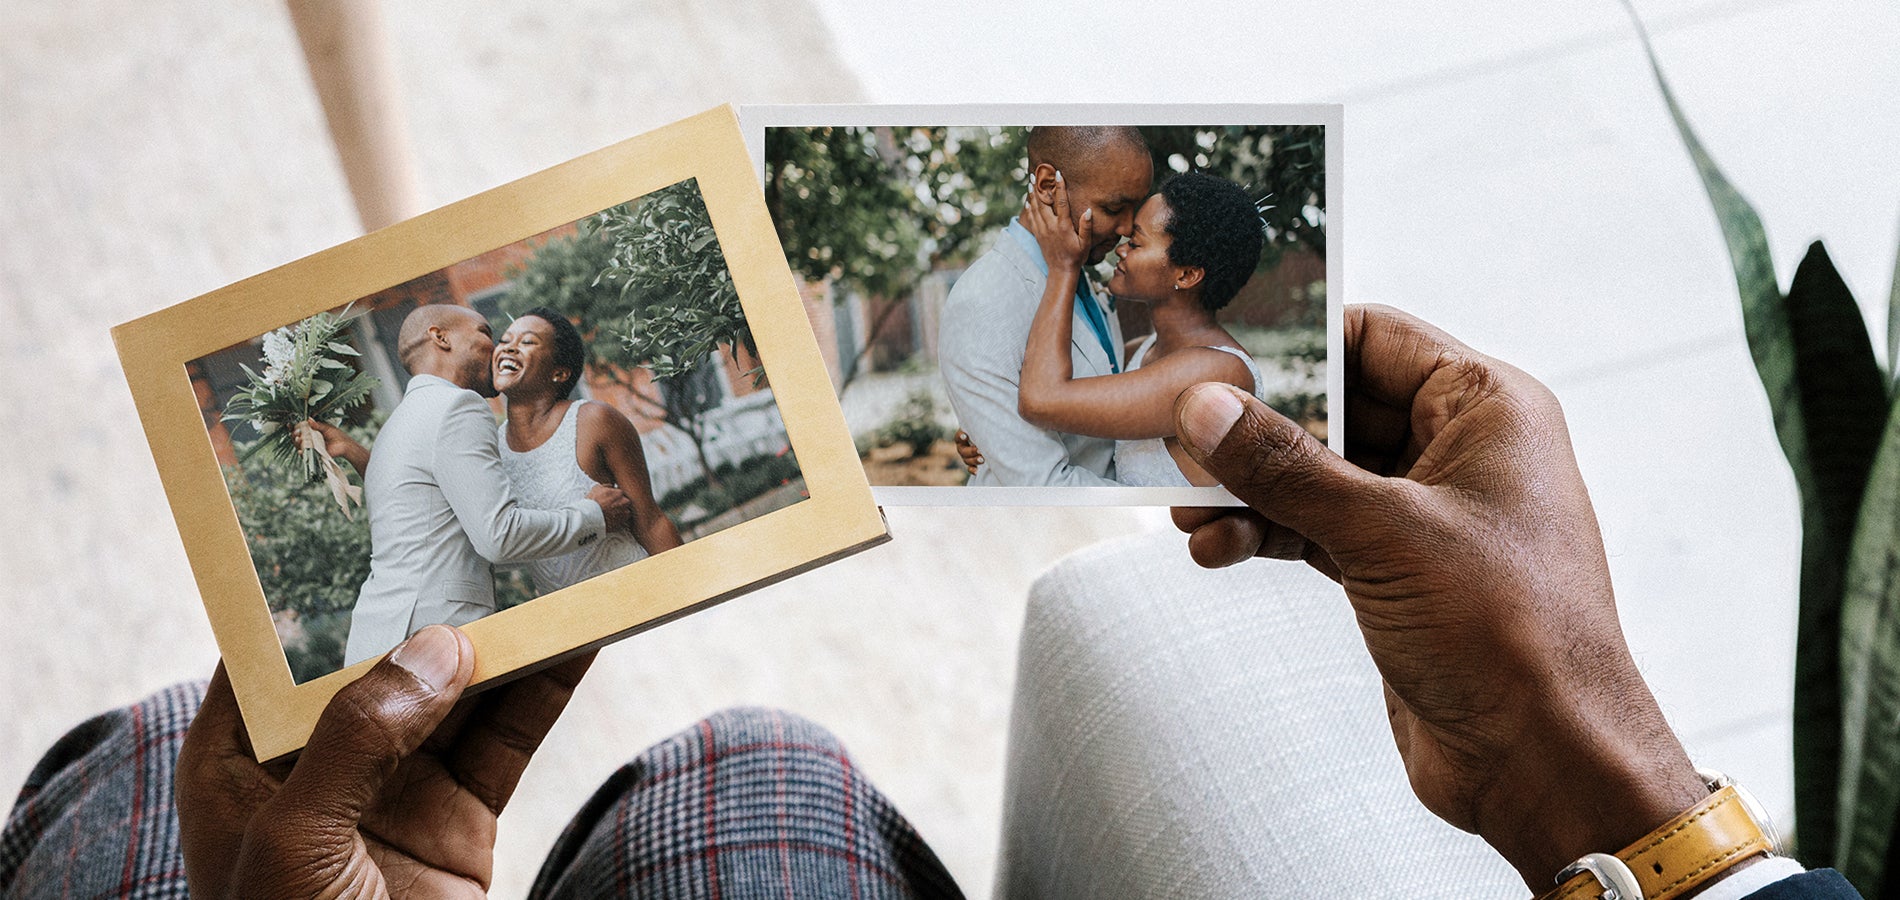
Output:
[1170, 303, 1714, 888]
[176, 626, 595, 898]
[1015, 175, 1252, 485]
[493, 315, 682, 556]
[301, 311, 640, 537]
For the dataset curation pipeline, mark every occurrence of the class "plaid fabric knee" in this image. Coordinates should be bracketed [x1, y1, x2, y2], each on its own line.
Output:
[0, 680, 203, 900]
[530, 706, 964, 900]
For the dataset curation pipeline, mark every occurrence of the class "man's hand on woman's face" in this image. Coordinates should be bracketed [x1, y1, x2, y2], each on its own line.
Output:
[1170, 304, 1707, 888]
[176, 626, 594, 899]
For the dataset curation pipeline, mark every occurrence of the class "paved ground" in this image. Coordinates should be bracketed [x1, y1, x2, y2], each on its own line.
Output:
[4, 1, 1897, 897]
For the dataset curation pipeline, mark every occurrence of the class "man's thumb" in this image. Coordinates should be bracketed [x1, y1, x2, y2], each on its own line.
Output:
[1176, 382, 1385, 550]
[268, 625, 472, 831]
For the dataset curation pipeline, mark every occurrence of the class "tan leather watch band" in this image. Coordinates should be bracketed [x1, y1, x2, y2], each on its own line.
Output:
[1536, 785, 1774, 900]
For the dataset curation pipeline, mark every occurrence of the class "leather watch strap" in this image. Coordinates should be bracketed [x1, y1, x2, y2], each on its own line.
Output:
[1537, 786, 1774, 900]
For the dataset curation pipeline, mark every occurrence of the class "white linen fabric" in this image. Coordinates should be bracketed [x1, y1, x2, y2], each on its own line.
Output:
[497, 399, 649, 595]
[1699, 858, 1810, 900]
[344, 374, 605, 666]
[938, 229, 1123, 486]
[1112, 335, 1267, 487]
[996, 530, 1524, 898]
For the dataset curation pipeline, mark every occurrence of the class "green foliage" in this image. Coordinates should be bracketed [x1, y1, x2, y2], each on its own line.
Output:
[764, 124, 1327, 308]
[1890, 231, 1900, 387]
[765, 126, 1029, 300]
[868, 389, 951, 458]
[495, 568, 537, 612]
[229, 462, 371, 618]
[1629, 3, 1900, 891]
[496, 222, 632, 376]
[590, 179, 754, 383]
[222, 308, 379, 483]
[1138, 124, 1327, 269]
[658, 449, 804, 523]
[1841, 399, 1900, 896]
[501, 179, 745, 486]
[227, 415, 381, 682]
[1266, 391, 1328, 427]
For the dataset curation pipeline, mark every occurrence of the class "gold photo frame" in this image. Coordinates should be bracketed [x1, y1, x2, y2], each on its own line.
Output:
[113, 106, 886, 761]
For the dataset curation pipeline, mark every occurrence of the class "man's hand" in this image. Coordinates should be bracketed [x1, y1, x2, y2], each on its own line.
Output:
[177, 625, 594, 899]
[294, 418, 371, 474]
[587, 484, 634, 532]
[1170, 304, 1706, 887]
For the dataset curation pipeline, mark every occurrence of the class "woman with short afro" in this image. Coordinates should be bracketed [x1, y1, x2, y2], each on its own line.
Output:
[1011, 169, 1268, 486]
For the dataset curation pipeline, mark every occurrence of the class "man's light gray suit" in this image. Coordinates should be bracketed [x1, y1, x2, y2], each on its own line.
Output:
[939, 229, 1124, 486]
[343, 374, 606, 665]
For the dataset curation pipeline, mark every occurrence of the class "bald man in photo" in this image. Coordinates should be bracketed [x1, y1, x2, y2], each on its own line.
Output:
[939, 126, 1153, 486]
[341, 304, 633, 666]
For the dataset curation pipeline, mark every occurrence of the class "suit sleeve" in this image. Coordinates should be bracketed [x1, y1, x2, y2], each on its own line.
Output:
[1737, 869, 1863, 899]
[939, 260, 1118, 487]
[433, 392, 606, 563]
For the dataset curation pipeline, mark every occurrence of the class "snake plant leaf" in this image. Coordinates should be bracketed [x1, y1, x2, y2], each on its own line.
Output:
[1783, 243, 1887, 521]
[1839, 403, 1900, 896]
[1889, 227, 1899, 386]
[1788, 245, 1890, 880]
[1782, 244, 1890, 892]
[1619, 0, 1888, 870]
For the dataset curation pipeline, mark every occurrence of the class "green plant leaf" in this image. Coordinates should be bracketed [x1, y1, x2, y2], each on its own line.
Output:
[1780, 245, 1890, 889]
[1620, 1, 1887, 872]
[1889, 223, 1899, 386]
[1838, 401, 1900, 895]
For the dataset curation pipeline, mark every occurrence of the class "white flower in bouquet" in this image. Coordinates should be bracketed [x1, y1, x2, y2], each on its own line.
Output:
[260, 328, 296, 385]
[223, 306, 380, 518]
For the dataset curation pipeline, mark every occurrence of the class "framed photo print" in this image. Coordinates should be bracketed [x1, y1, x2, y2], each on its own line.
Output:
[114, 106, 886, 761]
[742, 103, 1343, 506]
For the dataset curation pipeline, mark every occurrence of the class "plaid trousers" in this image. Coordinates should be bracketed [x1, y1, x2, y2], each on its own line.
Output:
[0, 683, 963, 899]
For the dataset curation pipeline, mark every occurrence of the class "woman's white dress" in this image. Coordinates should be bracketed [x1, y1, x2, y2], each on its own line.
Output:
[1113, 334, 1268, 487]
[498, 400, 649, 594]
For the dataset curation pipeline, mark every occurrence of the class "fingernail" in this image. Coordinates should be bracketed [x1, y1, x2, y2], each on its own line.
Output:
[1055, 170, 1064, 183]
[389, 625, 461, 691]
[1180, 384, 1246, 455]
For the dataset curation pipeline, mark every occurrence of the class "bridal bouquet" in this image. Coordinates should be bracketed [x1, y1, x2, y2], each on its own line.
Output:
[223, 307, 380, 519]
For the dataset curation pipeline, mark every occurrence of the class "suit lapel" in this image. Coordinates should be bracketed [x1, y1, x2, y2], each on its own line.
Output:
[996, 235, 1122, 377]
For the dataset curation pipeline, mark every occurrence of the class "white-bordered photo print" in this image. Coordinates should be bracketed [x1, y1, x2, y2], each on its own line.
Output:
[743, 104, 1343, 506]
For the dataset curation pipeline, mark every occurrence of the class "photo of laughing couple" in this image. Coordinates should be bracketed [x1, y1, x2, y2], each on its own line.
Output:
[764, 122, 1329, 491]
[195, 178, 807, 682]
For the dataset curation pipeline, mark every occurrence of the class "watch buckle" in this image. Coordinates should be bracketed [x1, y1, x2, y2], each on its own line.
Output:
[1556, 852, 1645, 900]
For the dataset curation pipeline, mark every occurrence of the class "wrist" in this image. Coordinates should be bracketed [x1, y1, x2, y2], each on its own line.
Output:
[1479, 700, 1706, 886]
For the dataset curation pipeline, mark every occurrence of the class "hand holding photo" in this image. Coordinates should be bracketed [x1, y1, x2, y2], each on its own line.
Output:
[116, 106, 882, 761]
